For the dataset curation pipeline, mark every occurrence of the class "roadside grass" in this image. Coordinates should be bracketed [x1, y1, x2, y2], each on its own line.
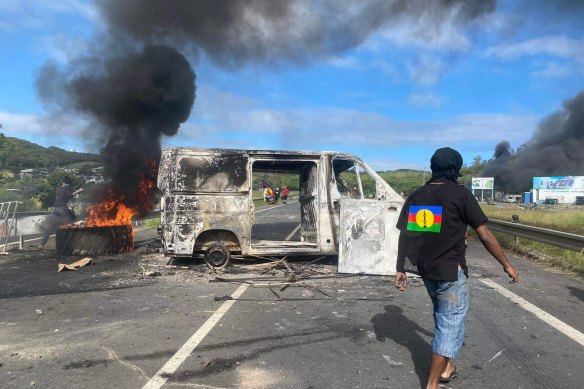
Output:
[143, 217, 160, 229]
[480, 204, 584, 235]
[480, 204, 584, 275]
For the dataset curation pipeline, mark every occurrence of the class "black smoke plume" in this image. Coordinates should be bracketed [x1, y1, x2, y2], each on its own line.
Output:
[72, 46, 195, 212]
[98, 0, 495, 68]
[38, 46, 195, 216]
[482, 90, 584, 193]
[37, 0, 496, 215]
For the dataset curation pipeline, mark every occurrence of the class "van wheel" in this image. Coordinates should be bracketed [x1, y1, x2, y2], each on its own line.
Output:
[204, 244, 231, 269]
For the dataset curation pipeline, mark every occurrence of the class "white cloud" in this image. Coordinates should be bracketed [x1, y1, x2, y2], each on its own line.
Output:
[531, 62, 575, 78]
[327, 55, 362, 70]
[372, 4, 473, 52]
[0, 110, 94, 152]
[171, 87, 536, 153]
[485, 36, 584, 64]
[0, 0, 97, 32]
[408, 93, 445, 108]
[370, 60, 399, 79]
[366, 158, 427, 171]
[407, 55, 446, 86]
[37, 33, 90, 63]
[0, 88, 537, 169]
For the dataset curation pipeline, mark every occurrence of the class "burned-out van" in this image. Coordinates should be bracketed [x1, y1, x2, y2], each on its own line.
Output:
[157, 148, 404, 275]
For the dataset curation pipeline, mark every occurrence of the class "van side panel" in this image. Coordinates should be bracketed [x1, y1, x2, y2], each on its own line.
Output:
[158, 150, 251, 257]
[161, 194, 250, 256]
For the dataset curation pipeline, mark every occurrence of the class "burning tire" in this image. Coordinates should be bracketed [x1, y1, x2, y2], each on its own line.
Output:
[204, 243, 230, 269]
[56, 225, 134, 256]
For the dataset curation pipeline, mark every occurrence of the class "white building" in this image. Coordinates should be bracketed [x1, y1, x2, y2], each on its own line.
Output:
[532, 176, 584, 204]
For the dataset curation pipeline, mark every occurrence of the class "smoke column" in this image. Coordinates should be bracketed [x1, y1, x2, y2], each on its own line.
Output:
[36, 0, 496, 213]
[482, 90, 584, 193]
[37, 45, 196, 216]
[97, 0, 495, 67]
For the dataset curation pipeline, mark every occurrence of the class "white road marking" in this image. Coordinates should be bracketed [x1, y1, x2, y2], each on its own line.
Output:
[142, 284, 249, 389]
[255, 201, 296, 213]
[285, 224, 301, 241]
[480, 278, 584, 347]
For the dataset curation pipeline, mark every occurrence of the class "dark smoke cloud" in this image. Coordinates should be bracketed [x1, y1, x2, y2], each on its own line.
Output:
[481, 90, 584, 193]
[97, 0, 496, 68]
[72, 46, 196, 211]
[36, 0, 496, 214]
[494, 141, 512, 159]
[37, 45, 196, 213]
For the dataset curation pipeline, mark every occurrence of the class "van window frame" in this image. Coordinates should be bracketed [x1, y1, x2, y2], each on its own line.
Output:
[172, 153, 250, 193]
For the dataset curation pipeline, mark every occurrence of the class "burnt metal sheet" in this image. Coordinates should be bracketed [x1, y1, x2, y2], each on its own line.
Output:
[160, 193, 249, 256]
[338, 199, 398, 275]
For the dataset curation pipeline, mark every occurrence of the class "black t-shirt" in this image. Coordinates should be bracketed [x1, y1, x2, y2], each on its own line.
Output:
[396, 179, 488, 281]
[54, 185, 73, 207]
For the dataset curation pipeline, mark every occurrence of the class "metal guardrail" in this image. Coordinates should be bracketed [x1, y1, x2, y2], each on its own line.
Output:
[487, 219, 584, 252]
[1, 201, 21, 253]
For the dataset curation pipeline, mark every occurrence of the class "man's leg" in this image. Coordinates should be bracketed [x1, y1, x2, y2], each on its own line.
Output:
[426, 353, 452, 389]
[40, 215, 56, 248]
[424, 269, 469, 388]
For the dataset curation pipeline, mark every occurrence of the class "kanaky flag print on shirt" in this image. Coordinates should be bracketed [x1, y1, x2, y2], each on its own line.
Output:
[406, 205, 443, 233]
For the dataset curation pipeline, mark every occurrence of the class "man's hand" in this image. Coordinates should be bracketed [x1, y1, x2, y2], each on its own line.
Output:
[505, 266, 520, 283]
[395, 272, 408, 291]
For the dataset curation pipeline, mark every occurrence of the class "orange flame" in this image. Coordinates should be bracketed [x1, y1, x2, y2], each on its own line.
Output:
[83, 159, 158, 228]
[85, 193, 135, 227]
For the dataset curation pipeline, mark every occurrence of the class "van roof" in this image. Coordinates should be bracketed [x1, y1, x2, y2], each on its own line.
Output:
[162, 147, 361, 161]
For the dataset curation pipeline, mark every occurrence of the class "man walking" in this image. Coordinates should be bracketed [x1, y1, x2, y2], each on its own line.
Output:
[394, 147, 519, 389]
[39, 176, 83, 250]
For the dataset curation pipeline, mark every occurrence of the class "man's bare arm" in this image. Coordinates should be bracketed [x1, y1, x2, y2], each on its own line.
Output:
[474, 224, 520, 283]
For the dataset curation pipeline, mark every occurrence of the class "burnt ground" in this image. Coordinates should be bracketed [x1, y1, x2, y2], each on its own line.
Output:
[1, 227, 341, 301]
[0, 229, 162, 300]
[1, 228, 584, 389]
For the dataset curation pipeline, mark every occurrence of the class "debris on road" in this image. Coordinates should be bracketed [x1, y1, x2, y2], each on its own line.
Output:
[35, 309, 43, 315]
[57, 257, 92, 272]
[207, 255, 399, 302]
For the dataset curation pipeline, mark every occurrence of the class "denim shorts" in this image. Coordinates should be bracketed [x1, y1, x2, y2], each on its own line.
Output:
[423, 268, 469, 359]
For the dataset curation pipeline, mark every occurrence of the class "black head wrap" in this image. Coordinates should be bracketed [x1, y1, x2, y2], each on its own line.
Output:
[429, 147, 463, 183]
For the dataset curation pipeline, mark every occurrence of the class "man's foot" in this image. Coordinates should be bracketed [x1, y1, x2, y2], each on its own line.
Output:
[39, 244, 45, 251]
[439, 365, 459, 383]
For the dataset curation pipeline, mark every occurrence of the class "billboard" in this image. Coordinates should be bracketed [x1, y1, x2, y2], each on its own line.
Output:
[472, 177, 494, 190]
[532, 176, 584, 190]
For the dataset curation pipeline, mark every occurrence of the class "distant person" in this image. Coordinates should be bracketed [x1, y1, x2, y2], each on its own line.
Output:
[394, 147, 519, 389]
[263, 186, 274, 204]
[274, 187, 280, 204]
[281, 186, 289, 204]
[39, 176, 83, 250]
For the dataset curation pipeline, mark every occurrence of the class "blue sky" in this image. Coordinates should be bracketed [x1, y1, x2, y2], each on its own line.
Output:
[0, 0, 583, 171]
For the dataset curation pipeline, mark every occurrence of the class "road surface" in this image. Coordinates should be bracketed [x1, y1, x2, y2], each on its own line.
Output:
[1, 203, 583, 388]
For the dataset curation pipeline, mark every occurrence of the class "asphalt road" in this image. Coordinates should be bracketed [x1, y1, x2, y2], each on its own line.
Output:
[1, 204, 583, 389]
[252, 201, 302, 241]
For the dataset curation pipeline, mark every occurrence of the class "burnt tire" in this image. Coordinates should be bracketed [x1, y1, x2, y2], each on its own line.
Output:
[56, 226, 133, 256]
[204, 244, 231, 269]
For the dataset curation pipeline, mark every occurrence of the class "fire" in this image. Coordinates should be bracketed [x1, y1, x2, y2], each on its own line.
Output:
[83, 159, 158, 228]
[85, 193, 135, 227]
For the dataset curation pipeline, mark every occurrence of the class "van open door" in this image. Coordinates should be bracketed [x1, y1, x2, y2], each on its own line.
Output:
[331, 158, 401, 275]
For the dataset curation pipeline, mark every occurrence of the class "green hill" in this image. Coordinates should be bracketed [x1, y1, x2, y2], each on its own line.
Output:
[0, 133, 99, 171]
